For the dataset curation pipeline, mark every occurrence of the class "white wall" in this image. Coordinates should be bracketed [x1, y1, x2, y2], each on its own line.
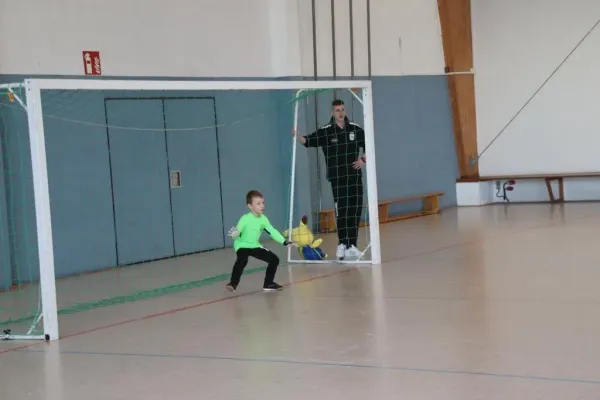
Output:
[0, 0, 300, 77]
[268, 0, 303, 77]
[457, 178, 600, 206]
[0, 0, 445, 78]
[472, 0, 600, 176]
[297, 0, 445, 77]
[370, 0, 444, 76]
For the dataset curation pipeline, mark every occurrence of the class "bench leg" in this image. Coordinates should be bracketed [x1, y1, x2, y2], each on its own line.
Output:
[545, 178, 555, 202]
[423, 195, 440, 214]
[545, 178, 565, 203]
[558, 177, 564, 202]
[318, 211, 337, 233]
[378, 203, 389, 223]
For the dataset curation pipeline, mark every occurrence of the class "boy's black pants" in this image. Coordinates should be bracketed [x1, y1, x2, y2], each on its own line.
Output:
[330, 175, 363, 247]
[230, 247, 279, 287]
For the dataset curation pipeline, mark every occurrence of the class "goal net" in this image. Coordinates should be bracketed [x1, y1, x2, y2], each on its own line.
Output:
[0, 79, 380, 341]
[287, 88, 377, 264]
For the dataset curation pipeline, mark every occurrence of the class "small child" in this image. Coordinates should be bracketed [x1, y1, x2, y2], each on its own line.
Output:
[226, 190, 295, 292]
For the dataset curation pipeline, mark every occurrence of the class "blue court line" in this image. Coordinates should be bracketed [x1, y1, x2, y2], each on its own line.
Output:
[17, 348, 600, 386]
[314, 294, 600, 305]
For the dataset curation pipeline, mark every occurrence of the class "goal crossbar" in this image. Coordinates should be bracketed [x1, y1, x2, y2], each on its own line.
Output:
[7, 78, 381, 342]
[24, 79, 373, 91]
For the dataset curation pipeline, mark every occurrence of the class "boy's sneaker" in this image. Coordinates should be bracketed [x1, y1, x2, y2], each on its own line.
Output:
[344, 245, 363, 258]
[263, 282, 284, 292]
[336, 243, 347, 260]
[225, 283, 236, 292]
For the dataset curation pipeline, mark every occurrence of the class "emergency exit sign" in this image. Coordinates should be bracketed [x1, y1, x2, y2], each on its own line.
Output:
[82, 51, 102, 75]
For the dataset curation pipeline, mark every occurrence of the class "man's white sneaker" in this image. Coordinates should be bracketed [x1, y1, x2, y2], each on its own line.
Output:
[336, 244, 346, 260]
[344, 245, 363, 258]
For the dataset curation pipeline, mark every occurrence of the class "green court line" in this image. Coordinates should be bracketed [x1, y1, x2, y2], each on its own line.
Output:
[0, 265, 268, 327]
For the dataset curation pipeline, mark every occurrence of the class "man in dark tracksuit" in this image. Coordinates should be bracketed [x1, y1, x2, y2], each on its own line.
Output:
[295, 99, 366, 260]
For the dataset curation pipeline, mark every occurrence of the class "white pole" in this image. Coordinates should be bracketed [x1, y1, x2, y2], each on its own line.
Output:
[347, 88, 363, 105]
[0, 82, 24, 89]
[292, 259, 372, 265]
[33, 79, 373, 91]
[287, 89, 304, 263]
[25, 79, 59, 340]
[438, 70, 474, 76]
[0, 334, 47, 341]
[362, 84, 381, 265]
[8, 88, 27, 110]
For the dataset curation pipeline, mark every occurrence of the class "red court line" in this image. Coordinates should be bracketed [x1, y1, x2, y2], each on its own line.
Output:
[0, 268, 352, 355]
[1, 211, 593, 356]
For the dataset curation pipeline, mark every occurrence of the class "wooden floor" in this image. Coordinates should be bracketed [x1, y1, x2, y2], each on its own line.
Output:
[2, 203, 600, 399]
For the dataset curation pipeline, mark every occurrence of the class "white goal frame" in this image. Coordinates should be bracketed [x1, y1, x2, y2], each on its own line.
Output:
[286, 87, 380, 266]
[2, 78, 380, 342]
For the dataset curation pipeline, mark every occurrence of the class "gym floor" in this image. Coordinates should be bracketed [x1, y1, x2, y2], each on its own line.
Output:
[2, 203, 600, 399]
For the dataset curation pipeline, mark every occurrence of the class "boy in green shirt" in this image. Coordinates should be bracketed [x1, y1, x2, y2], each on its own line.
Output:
[226, 190, 295, 292]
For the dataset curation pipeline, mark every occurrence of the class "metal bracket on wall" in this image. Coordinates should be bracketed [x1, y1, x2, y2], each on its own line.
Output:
[170, 170, 181, 188]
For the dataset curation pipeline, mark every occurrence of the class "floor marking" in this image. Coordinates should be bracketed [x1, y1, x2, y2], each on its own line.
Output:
[16, 348, 600, 386]
[1, 210, 597, 356]
[0, 269, 351, 354]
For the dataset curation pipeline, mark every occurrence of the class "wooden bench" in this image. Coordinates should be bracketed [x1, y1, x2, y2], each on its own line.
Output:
[457, 173, 600, 203]
[314, 192, 444, 233]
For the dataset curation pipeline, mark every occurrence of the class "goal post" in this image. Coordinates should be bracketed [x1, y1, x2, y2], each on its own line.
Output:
[0, 78, 380, 342]
[286, 86, 380, 265]
[26, 79, 60, 342]
[0, 81, 57, 341]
